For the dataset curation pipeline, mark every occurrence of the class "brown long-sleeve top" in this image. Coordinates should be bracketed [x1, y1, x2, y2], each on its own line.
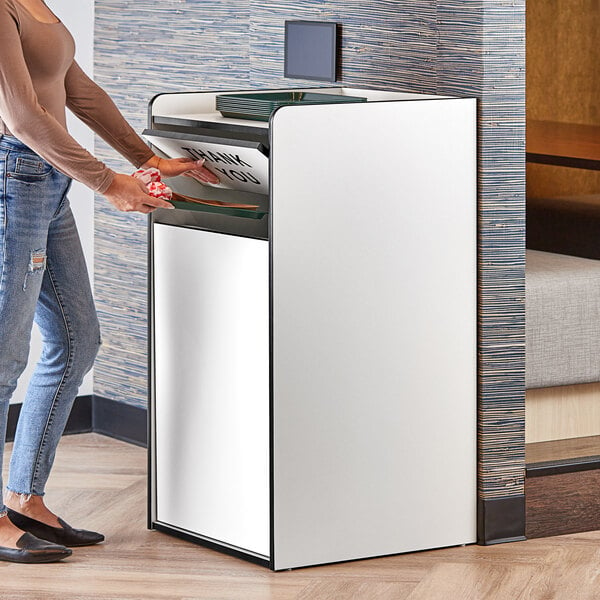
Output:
[0, 0, 154, 193]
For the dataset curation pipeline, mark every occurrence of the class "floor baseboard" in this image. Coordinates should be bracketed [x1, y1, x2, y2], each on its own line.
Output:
[6, 395, 147, 448]
[477, 495, 526, 545]
[92, 395, 147, 448]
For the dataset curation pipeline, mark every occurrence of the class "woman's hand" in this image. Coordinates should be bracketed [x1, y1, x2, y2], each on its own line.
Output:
[143, 155, 220, 184]
[103, 173, 174, 214]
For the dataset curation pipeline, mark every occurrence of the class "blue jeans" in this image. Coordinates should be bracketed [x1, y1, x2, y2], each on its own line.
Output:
[0, 135, 100, 517]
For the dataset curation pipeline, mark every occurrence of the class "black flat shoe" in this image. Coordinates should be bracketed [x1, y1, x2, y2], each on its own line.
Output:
[7, 509, 105, 547]
[0, 532, 72, 563]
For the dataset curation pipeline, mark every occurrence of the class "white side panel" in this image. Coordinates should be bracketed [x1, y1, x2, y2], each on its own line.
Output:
[153, 224, 269, 557]
[271, 99, 477, 569]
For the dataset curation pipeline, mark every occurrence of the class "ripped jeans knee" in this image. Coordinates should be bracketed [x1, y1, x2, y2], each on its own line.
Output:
[23, 248, 47, 291]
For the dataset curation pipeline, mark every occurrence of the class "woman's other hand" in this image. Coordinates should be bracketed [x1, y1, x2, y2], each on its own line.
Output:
[143, 155, 220, 184]
[103, 173, 174, 214]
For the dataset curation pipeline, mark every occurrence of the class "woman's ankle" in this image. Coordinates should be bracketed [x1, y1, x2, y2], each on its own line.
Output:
[5, 490, 36, 510]
[5, 491, 44, 517]
[4, 491, 61, 527]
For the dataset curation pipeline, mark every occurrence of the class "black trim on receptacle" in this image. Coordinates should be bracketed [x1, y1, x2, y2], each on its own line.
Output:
[92, 395, 147, 448]
[147, 212, 155, 531]
[477, 495, 526, 545]
[151, 116, 269, 147]
[268, 112, 275, 569]
[7, 395, 92, 443]
[153, 522, 270, 568]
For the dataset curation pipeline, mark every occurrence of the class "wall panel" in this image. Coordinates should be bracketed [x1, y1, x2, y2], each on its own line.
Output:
[527, 0, 600, 198]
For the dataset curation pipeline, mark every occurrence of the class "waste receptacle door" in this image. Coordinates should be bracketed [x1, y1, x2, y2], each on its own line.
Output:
[153, 223, 270, 557]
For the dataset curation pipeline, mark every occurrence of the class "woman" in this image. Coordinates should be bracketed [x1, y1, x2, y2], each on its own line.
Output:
[0, 0, 218, 563]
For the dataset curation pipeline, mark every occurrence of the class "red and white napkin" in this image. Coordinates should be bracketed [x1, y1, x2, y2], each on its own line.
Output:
[132, 168, 173, 201]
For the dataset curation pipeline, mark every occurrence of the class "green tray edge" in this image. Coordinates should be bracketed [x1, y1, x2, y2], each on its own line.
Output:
[169, 199, 267, 220]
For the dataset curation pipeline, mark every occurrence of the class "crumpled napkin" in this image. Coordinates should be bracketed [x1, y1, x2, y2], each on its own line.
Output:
[132, 167, 173, 200]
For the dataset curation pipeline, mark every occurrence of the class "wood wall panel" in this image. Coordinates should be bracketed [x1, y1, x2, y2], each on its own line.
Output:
[526, 469, 600, 538]
[526, 383, 600, 443]
[527, 0, 600, 197]
[526, 435, 600, 464]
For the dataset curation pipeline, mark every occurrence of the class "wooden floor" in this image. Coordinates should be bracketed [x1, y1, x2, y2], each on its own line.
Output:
[4, 434, 600, 600]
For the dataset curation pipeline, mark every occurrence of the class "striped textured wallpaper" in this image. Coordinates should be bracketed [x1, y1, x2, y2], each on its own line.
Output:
[477, 2, 526, 501]
[94, 0, 525, 502]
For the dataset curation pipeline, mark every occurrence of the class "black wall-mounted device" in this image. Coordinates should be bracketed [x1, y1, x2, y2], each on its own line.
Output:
[284, 21, 338, 82]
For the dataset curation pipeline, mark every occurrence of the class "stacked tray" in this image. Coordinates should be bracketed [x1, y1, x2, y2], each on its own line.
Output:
[216, 91, 367, 122]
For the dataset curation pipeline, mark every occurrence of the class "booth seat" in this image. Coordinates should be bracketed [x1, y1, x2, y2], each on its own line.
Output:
[526, 249, 600, 388]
